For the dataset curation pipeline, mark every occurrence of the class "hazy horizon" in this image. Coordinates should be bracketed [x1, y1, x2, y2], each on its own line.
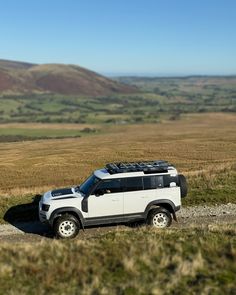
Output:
[1, 57, 236, 78]
[103, 71, 236, 78]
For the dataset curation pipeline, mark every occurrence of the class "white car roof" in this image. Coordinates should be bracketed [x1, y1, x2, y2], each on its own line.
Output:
[94, 167, 178, 180]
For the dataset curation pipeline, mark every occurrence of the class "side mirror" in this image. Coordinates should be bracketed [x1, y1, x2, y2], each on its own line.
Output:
[95, 189, 104, 197]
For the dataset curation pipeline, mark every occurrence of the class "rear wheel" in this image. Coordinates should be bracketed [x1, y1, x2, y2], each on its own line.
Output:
[147, 208, 172, 228]
[54, 214, 80, 239]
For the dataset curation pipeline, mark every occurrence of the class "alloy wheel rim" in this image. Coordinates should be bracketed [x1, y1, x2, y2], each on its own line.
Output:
[59, 220, 76, 237]
[152, 212, 169, 228]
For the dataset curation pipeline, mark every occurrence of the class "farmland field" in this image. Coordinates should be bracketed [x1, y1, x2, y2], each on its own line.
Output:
[1, 76, 235, 124]
[0, 113, 235, 223]
[0, 113, 235, 295]
[0, 123, 100, 142]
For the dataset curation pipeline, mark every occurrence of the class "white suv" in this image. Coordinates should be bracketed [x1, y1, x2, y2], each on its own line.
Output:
[39, 161, 187, 238]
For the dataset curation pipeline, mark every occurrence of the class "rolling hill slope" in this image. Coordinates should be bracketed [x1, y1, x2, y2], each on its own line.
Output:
[0, 59, 137, 96]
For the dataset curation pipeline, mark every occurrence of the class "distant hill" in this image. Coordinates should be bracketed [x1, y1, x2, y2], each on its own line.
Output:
[0, 59, 137, 96]
[0, 70, 235, 124]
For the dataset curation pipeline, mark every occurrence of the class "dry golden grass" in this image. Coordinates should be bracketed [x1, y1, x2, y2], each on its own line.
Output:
[0, 113, 235, 198]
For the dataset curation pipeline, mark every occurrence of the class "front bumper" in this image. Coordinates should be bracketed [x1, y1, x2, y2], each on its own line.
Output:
[38, 200, 48, 224]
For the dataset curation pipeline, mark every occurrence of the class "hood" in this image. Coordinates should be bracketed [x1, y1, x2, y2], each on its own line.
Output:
[42, 187, 83, 203]
[51, 187, 73, 197]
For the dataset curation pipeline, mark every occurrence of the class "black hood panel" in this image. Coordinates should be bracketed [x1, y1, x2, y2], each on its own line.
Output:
[51, 188, 73, 197]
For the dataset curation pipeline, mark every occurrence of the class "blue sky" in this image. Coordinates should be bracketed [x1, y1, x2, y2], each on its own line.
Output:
[0, 0, 235, 75]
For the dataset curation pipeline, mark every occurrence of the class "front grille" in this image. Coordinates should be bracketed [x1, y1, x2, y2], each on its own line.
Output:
[42, 204, 50, 212]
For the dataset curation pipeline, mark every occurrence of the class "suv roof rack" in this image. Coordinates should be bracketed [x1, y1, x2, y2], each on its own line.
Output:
[106, 160, 171, 174]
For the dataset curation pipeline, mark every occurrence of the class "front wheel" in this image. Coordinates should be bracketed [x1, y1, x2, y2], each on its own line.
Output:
[147, 208, 172, 228]
[54, 214, 80, 239]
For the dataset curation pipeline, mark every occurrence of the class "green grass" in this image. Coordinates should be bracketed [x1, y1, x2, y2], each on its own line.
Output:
[1, 194, 39, 224]
[0, 98, 22, 113]
[0, 126, 100, 142]
[0, 127, 81, 137]
[184, 164, 236, 206]
[0, 225, 235, 294]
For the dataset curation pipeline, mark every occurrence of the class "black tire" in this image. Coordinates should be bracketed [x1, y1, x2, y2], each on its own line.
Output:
[179, 174, 188, 198]
[147, 208, 172, 228]
[54, 214, 80, 239]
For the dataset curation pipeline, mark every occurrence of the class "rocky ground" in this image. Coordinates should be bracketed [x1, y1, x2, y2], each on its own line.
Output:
[178, 203, 236, 218]
[0, 204, 235, 243]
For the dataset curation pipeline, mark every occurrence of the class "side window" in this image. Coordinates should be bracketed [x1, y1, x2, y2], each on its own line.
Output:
[156, 176, 164, 188]
[94, 179, 122, 194]
[143, 176, 156, 189]
[143, 176, 163, 190]
[124, 177, 143, 192]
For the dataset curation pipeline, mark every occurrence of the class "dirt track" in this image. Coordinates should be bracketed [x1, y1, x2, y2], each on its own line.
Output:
[0, 204, 236, 243]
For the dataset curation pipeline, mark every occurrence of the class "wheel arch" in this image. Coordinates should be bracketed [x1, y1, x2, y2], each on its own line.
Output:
[144, 200, 179, 221]
[49, 207, 85, 230]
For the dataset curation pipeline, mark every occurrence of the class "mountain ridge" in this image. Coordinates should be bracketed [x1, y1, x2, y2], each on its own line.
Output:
[0, 59, 137, 96]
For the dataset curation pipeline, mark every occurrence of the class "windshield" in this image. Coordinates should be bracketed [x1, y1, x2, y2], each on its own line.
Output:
[78, 174, 100, 195]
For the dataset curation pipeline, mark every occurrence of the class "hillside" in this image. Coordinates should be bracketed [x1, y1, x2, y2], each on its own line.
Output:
[0, 59, 137, 96]
[0, 64, 235, 123]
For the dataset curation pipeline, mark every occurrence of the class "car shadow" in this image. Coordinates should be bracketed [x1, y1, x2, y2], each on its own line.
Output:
[3, 195, 145, 239]
[3, 194, 53, 238]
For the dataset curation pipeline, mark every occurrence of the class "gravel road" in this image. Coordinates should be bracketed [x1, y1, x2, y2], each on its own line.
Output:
[0, 203, 235, 243]
[178, 203, 236, 218]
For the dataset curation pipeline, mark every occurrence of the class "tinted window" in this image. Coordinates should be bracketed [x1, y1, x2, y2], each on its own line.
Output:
[94, 179, 122, 194]
[125, 177, 143, 191]
[143, 176, 163, 190]
[156, 176, 164, 188]
[143, 176, 156, 189]
[163, 175, 179, 187]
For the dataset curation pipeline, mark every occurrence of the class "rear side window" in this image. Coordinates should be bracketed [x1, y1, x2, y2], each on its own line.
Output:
[124, 177, 143, 191]
[143, 176, 164, 190]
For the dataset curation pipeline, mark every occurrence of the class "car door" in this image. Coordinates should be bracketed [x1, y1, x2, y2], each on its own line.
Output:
[123, 177, 148, 214]
[88, 178, 124, 217]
